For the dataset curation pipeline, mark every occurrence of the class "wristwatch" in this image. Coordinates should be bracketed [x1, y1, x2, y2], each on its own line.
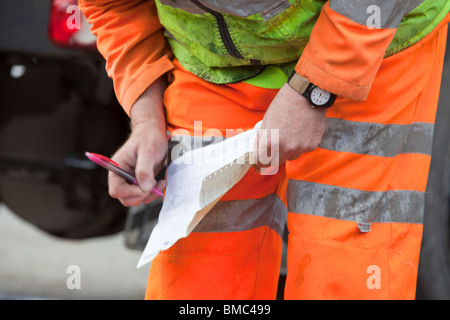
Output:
[287, 71, 336, 108]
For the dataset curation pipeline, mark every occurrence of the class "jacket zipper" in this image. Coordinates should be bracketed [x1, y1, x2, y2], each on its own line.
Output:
[190, 0, 261, 66]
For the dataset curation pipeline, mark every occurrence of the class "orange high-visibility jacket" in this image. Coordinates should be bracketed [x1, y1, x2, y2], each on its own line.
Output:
[79, 0, 450, 116]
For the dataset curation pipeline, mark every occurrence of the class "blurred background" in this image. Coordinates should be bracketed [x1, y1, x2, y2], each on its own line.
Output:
[0, 0, 162, 299]
[0, 0, 449, 300]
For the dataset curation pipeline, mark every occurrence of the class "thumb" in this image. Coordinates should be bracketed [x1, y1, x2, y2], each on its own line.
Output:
[135, 148, 157, 193]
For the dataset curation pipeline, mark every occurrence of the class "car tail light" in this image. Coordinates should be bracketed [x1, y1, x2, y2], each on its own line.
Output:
[48, 0, 96, 49]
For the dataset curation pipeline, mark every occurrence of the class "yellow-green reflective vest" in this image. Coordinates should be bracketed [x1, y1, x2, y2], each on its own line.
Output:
[155, 0, 450, 86]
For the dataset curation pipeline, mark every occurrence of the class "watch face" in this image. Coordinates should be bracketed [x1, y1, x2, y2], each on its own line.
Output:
[310, 86, 331, 106]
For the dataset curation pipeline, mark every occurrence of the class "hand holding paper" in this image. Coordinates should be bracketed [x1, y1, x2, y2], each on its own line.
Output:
[137, 122, 261, 268]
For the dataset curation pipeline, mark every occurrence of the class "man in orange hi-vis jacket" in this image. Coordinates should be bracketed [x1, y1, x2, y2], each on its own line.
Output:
[79, 0, 450, 299]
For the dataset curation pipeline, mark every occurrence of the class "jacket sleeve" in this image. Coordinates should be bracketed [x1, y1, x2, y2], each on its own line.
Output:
[295, 1, 422, 101]
[79, 0, 174, 116]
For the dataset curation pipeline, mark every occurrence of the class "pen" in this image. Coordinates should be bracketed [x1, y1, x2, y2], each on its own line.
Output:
[85, 151, 164, 197]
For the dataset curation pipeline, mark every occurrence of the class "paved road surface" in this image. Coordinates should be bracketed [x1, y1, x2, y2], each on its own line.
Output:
[0, 204, 149, 300]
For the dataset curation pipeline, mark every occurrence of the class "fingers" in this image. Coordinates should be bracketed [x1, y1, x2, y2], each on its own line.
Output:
[107, 134, 167, 207]
[135, 145, 159, 193]
[142, 180, 167, 204]
[109, 169, 166, 207]
[108, 170, 142, 199]
[253, 126, 282, 174]
[114, 179, 167, 207]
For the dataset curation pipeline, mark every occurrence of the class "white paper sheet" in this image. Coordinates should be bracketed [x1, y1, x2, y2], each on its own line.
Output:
[136, 122, 261, 268]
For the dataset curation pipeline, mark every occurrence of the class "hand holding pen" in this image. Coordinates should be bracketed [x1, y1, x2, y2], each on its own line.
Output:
[85, 152, 164, 198]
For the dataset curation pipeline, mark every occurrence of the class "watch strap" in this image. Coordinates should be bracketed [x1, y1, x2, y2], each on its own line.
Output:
[287, 72, 310, 95]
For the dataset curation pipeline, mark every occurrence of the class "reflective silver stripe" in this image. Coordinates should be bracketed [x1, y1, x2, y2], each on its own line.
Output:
[287, 180, 424, 224]
[158, 0, 204, 14]
[169, 118, 434, 160]
[319, 118, 433, 157]
[330, 0, 424, 28]
[158, 0, 292, 17]
[193, 193, 287, 237]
